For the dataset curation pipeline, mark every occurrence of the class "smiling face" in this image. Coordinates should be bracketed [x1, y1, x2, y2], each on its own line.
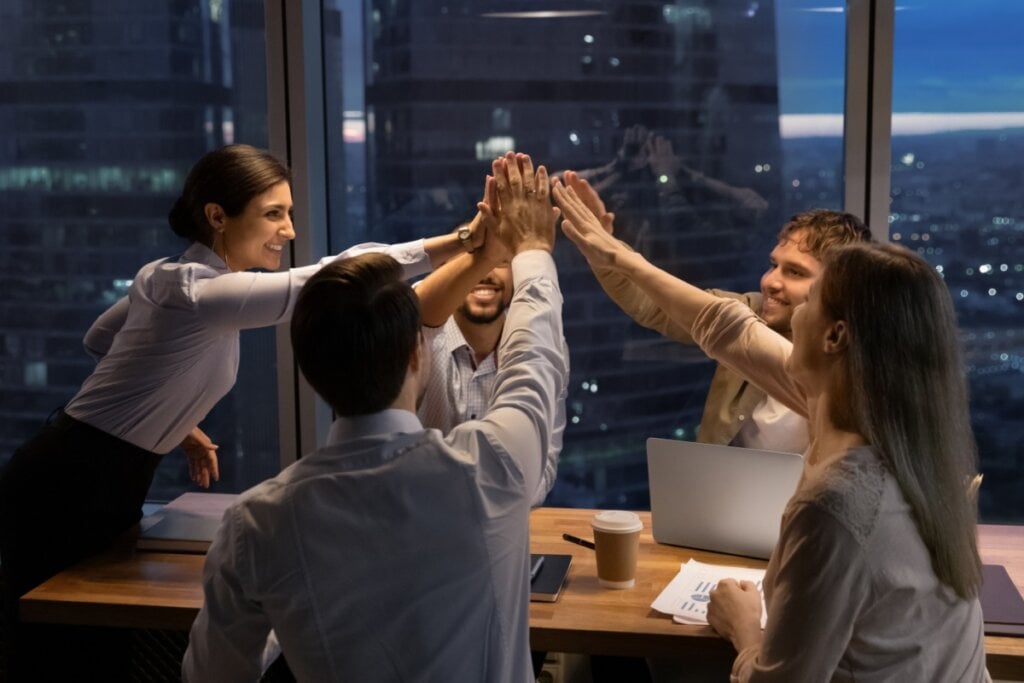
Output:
[759, 229, 824, 335]
[217, 180, 295, 271]
[785, 279, 833, 394]
[456, 265, 513, 326]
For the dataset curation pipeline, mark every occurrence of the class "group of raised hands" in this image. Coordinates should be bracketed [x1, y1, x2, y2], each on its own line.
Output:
[464, 151, 641, 275]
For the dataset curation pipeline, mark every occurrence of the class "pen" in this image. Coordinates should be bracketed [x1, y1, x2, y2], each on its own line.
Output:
[562, 533, 596, 550]
[530, 555, 545, 582]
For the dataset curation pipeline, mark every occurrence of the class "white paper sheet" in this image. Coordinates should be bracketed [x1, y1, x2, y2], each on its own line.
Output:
[651, 559, 768, 628]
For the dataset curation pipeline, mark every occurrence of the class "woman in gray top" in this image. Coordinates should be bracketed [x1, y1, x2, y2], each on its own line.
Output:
[554, 174, 987, 682]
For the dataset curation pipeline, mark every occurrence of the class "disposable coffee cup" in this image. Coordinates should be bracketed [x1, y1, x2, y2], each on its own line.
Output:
[591, 510, 643, 589]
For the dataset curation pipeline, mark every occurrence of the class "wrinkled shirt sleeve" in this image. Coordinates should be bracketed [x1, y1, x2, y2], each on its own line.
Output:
[190, 239, 430, 332]
[533, 334, 568, 507]
[182, 505, 272, 683]
[731, 503, 868, 682]
[691, 298, 808, 418]
[445, 250, 568, 509]
[83, 296, 129, 360]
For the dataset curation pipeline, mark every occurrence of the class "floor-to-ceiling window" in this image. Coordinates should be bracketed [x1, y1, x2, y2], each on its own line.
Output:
[0, 0, 280, 499]
[890, 0, 1024, 521]
[325, 0, 847, 508]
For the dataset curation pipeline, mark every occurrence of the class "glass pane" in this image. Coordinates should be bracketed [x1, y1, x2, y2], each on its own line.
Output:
[327, 0, 845, 508]
[891, 0, 1024, 521]
[0, 1, 279, 500]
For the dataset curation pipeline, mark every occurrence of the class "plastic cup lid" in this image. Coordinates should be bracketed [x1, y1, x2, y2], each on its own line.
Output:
[591, 510, 643, 533]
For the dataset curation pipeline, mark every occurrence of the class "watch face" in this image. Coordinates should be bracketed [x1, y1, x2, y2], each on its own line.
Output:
[458, 226, 471, 241]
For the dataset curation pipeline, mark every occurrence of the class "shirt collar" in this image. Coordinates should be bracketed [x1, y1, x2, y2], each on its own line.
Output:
[441, 317, 498, 372]
[182, 242, 230, 273]
[326, 409, 424, 446]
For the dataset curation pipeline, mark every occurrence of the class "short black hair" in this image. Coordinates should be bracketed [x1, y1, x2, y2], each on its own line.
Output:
[290, 253, 421, 416]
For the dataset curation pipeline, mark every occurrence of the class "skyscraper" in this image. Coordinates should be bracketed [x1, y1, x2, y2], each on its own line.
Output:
[0, 0, 277, 497]
[364, 0, 784, 506]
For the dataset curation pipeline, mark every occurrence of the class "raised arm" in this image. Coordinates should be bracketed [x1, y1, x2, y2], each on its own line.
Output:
[562, 171, 699, 344]
[446, 152, 565, 498]
[416, 175, 511, 327]
[553, 176, 718, 335]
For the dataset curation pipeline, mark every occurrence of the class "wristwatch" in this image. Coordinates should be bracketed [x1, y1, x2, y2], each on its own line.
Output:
[457, 225, 475, 253]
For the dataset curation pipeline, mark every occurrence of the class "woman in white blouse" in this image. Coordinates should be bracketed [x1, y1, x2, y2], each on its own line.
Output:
[553, 175, 988, 682]
[0, 145, 470, 641]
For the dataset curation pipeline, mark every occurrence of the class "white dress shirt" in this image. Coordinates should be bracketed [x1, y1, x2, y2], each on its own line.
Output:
[66, 240, 430, 453]
[418, 316, 568, 506]
[182, 250, 567, 683]
[730, 393, 809, 454]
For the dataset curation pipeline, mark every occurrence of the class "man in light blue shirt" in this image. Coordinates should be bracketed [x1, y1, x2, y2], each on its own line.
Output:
[182, 153, 565, 682]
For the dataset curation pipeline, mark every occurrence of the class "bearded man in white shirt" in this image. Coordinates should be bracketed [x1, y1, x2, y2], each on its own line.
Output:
[418, 237, 568, 506]
[182, 152, 565, 683]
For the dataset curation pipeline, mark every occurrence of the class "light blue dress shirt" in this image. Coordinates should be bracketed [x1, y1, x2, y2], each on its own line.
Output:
[67, 240, 429, 453]
[182, 250, 567, 682]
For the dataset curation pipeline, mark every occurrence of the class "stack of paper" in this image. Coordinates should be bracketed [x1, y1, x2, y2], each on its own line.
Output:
[651, 559, 768, 628]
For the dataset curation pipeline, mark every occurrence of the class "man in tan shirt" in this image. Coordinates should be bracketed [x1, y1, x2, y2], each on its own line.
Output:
[567, 176, 870, 452]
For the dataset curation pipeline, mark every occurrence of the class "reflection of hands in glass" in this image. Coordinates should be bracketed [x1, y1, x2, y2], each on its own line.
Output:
[492, 152, 559, 254]
[181, 426, 219, 489]
[553, 177, 637, 273]
[646, 135, 682, 179]
[616, 124, 653, 173]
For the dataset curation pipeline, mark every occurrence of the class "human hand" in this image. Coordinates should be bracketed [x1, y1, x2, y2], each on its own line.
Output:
[646, 135, 681, 179]
[552, 177, 635, 272]
[707, 579, 763, 652]
[563, 170, 615, 234]
[492, 151, 559, 254]
[474, 175, 512, 264]
[616, 124, 652, 173]
[181, 426, 220, 489]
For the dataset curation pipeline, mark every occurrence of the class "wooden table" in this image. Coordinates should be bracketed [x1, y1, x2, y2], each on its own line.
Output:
[20, 508, 1024, 677]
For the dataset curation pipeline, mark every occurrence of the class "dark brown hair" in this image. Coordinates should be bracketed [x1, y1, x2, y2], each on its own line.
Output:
[777, 209, 872, 259]
[291, 253, 421, 416]
[168, 144, 291, 246]
[821, 242, 981, 599]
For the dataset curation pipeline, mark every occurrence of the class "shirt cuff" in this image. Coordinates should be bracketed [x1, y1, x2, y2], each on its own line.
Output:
[511, 249, 556, 286]
[388, 238, 431, 279]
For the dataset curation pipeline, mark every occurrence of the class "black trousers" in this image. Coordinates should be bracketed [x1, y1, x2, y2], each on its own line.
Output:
[0, 411, 163, 681]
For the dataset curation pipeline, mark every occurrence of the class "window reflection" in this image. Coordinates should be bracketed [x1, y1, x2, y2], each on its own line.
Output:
[331, 0, 844, 508]
[0, 1, 279, 499]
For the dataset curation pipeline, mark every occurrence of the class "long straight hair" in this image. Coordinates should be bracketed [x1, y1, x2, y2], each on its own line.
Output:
[821, 243, 981, 599]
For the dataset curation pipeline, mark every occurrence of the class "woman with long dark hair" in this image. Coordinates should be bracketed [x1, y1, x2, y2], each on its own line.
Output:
[553, 174, 987, 681]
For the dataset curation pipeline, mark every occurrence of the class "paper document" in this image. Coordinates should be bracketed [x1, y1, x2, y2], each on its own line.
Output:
[651, 559, 768, 628]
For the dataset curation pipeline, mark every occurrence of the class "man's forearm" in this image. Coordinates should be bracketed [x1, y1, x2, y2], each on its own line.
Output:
[422, 232, 464, 270]
[416, 251, 504, 328]
[618, 250, 718, 336]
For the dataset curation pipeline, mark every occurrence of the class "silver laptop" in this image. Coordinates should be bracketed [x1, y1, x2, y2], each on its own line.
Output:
[646, 438, 804, 559]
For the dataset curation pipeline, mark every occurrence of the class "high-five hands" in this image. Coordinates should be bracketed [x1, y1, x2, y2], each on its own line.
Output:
[474, 174, 513, 264]
[491, 151, 559, 254]
[552, 174, 636, 273]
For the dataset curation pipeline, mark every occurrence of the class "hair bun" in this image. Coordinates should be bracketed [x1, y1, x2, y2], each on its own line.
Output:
[168, 196, 196, 240]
